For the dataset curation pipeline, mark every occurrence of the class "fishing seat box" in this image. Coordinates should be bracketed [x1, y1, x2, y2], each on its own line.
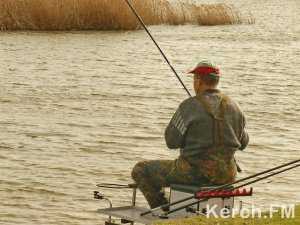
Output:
[169, 184, 234, 216]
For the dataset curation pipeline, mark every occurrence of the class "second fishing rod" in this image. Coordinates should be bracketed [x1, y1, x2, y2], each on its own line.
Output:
[164, 161, 300, 216]
[141, 158, 300, 216]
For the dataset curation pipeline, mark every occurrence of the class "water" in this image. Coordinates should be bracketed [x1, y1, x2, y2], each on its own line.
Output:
[0, 0, 299, 224]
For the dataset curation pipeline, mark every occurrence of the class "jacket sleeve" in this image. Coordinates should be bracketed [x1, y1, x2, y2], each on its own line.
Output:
[239, 113, 249, 150]
[165, 107, 187, 149]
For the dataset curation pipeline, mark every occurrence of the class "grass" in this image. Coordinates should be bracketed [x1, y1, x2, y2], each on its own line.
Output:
[0, 0, 254, 31]
[155, 205, 300, 225]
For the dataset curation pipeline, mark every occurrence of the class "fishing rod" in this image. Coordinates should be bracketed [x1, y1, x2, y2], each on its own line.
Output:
[124, 0, 243, 173]
[124, 0, 191, 97]
[140, 159, 300, 216]
[165, 162, 300, 216]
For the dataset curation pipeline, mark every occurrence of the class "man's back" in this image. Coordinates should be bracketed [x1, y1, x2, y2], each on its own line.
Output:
[165, 89, 249, 184]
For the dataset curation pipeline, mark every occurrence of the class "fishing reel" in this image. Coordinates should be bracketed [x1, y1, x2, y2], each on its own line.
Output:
[93, 191, 113, 208]
[94, 191, 104, 200]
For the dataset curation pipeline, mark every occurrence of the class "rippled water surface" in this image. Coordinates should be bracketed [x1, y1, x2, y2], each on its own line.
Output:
[0, 0, 299, 224]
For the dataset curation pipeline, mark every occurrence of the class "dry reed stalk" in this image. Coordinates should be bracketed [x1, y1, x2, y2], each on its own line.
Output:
[0, 0, 253, 31]
[195, 4, 241, 26]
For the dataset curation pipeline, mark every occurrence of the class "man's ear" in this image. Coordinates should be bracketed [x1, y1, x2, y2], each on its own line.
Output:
[197, 78, 203, 86]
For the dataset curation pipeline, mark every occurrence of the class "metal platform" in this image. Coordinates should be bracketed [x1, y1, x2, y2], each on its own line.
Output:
[97, 206, 192, 225]
[95, 184, 253, 224]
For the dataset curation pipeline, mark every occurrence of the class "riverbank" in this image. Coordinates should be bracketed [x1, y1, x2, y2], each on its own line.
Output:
[156, 205, 299, 225]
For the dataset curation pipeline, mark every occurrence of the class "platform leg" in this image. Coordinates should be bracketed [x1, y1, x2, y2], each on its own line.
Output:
[132, 188, 137, 207]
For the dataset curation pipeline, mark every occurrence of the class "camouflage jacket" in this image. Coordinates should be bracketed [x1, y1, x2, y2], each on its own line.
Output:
[165, 89, 249, 184]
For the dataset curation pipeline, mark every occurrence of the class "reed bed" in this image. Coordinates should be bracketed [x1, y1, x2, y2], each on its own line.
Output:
[0, 0, 254, 31]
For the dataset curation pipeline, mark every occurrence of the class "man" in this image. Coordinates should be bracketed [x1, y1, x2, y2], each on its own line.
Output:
[131, 60, 249, 209]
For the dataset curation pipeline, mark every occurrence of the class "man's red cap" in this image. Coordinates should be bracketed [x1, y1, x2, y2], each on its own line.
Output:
[188, 61, 220, 77]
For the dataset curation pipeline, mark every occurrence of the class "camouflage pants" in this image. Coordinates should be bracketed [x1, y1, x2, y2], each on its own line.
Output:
[131, 156, 211, 209]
